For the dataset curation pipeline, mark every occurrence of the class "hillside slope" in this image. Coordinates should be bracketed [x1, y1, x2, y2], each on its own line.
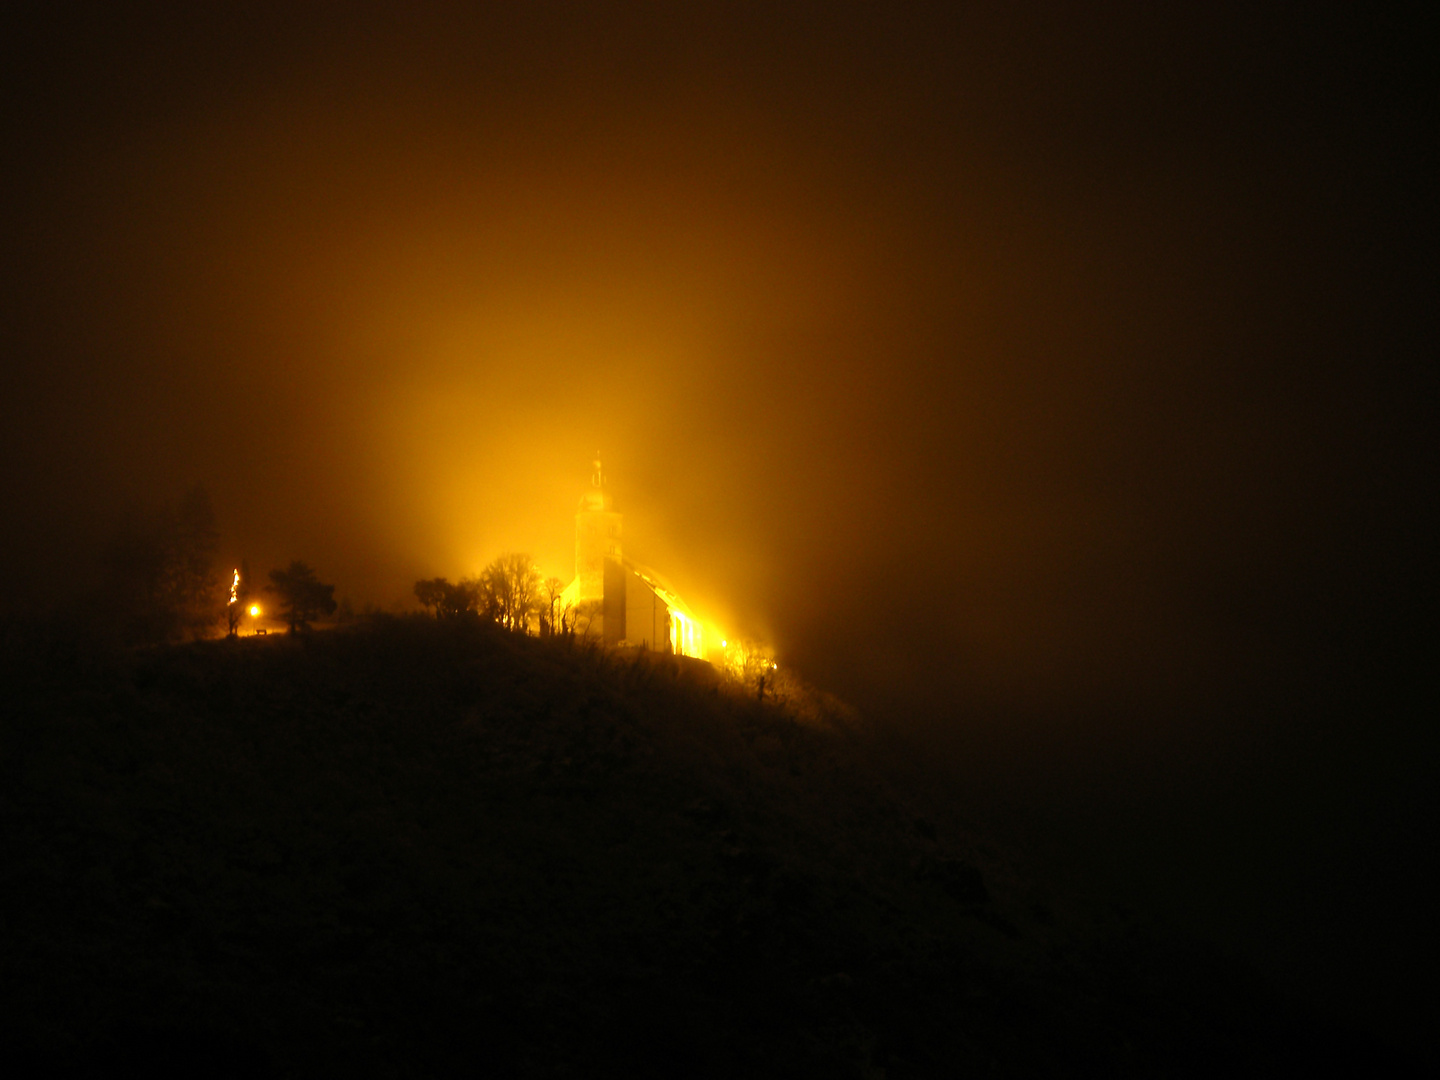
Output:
[0, 618, 1383, 1077]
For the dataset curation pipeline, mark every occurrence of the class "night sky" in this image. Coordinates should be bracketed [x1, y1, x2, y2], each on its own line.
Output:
[2, 1, 1433, 1050]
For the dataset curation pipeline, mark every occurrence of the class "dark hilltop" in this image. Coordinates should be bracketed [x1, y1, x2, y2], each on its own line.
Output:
[1, 616, 1403, 1077]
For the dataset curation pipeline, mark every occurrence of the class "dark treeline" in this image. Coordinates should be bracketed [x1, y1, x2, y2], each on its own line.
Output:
[41, 485, 339, 647]
[414, 553, 578, 638]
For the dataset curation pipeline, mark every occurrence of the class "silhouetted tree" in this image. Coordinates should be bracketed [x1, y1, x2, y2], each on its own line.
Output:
[102, 484, 222, 643]
[539, 576, 570, 638]
[443, 579, 479, 619]
[171, 485, 220, 639]
[571, 599, 600, 643]
[103, 512, 176, 643]
[479, 553, 540, 633]
[414, 576, 479, 619]
[266, 561, 337, 633]
[414, 578, 446, 618]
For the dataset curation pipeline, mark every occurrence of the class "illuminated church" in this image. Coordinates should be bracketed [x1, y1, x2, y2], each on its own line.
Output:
[560, 460, 706, 658]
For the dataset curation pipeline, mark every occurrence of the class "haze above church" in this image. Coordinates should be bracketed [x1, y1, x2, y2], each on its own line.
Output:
[561, 459, 707, 660]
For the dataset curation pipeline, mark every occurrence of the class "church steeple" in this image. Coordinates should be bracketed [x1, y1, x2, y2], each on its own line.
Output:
[575, 455, 622, 623]
[563, 457, 704, 658]
[579, 454, 613, 513]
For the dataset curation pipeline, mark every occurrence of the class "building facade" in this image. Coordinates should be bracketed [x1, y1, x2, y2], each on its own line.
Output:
[562, 459, 705, 658]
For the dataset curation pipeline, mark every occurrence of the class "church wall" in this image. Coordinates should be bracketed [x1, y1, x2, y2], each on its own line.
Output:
[624, 570, 671, 653]
[602, 557, 627, 647]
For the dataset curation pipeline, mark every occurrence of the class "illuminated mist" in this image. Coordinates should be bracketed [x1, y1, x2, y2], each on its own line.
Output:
[0, 5, 1432, 1054]
[3, 73, 1232, 716]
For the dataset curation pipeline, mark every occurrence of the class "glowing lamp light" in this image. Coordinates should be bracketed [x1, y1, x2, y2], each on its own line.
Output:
[249, 604, 261, 617]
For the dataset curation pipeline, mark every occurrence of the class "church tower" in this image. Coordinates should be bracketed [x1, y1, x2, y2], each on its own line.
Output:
[575, 457, 626, 644]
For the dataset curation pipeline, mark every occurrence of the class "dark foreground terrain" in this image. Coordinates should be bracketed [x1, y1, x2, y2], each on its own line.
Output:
[1, 618, 1394, 1077]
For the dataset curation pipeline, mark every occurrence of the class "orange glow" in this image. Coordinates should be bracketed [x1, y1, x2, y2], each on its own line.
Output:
[228, 568, 240, 605]
[669, 605, 702, 658]
[718, 637, 777, 685]
[249, 604, 261, 617]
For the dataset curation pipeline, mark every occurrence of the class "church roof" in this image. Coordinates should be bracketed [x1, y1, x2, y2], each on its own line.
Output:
[558, 559, 697, 622]
[624, 559, 698, 621]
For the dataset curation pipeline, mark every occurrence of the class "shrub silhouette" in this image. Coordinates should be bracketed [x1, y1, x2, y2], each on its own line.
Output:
[265, 560, 336, 633]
